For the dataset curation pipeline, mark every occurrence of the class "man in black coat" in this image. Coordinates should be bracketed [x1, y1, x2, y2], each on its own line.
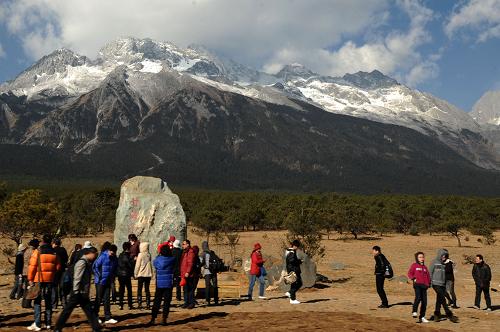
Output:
[372, 245, 389, 308]
[286, 239, 302, 304]
[52, 238, 69, 308]
[172, 240, 183, 301]
[117, 242, 135, 310]
[472, 254, 492, 311]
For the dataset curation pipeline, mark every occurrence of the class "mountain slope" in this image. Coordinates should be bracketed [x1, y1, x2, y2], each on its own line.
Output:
[4, 69, 499, 195]
[1, 37, 500, 194]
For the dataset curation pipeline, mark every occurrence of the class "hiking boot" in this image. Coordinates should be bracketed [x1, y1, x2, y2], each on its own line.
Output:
[147, 319, 155, 326]
[451, 304, 460, 309]
[378, 304, 389, 308]
[187, 304, 195, 309]
[484, 307, 492, 312]
[448, 316, 459, 323]
[285, 292, 290, 298]
[412, 312, 418, 318]
[420, 317, 429, 323]
[104, 318, 118, 324]
[472, 305, 480, 309]
[258, 296, 267, 299]
[290, 299, 300, 304]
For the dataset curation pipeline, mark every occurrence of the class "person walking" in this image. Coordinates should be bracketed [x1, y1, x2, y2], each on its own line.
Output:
[93, 243, 118, 324]
[10, 243, 27, 300]
[429, 249, 458, 323]
[27, 234, 61, 331]
[201, 241, 219, 306]
[247, 243, 266, 301]
[149, 245, 176, 326]
[444, 253, 459, 308]
[172, 240, 182, 301]
[53, 247, 101, 332]
[407, 252, 431, 323]
[472, 254, 492, 311]
[52, 239, 69, 309]
[180, 239, 196, 309]
[286, 240, 302, 304]
[135, 242, 153, 310]
[372, 246, 389, 308]
[117, 242, 135, 310]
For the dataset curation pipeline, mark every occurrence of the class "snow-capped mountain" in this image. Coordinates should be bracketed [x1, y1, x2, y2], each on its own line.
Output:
[471, 90, 500, 126]
[1, 37, 500, 171]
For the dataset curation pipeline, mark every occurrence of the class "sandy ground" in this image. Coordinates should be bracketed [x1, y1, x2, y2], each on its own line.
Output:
[0, 230, 498, 331]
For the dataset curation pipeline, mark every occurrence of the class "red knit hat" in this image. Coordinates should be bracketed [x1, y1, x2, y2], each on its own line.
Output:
[254, 243, 262, 250]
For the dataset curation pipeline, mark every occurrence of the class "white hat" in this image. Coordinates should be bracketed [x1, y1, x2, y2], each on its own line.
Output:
[173, 239, 181, 248]
[83, 241, 93, 248]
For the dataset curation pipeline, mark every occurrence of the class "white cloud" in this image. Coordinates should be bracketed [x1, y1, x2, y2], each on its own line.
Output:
[264, 0, 438, 86]
[0, 0, 440, 86]
[0, 0, 388, 65]
[0, 43, 5, 58]
[445, 0, 500, 42]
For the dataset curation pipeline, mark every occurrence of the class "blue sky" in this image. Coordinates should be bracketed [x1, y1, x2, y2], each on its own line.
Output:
[1, 0, 499, 111]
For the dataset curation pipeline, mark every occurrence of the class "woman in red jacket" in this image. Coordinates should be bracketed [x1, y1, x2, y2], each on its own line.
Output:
[247, 243, 266, 300]
[407, 251, 431, 323]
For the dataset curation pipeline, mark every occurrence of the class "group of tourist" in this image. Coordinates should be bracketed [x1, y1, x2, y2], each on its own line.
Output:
[9, 234, 494, 330]
[10, 233, 226, 331]
[372, 246, 493, 324]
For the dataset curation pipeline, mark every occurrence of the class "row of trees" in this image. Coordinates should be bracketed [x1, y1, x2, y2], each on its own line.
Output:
[182, 191, 500, 257]
[0, 182, 118, 244]
[1, 182, 499, 258]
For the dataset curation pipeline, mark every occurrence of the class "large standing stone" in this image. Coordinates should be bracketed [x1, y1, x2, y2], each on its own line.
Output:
[114, 176, 186, 255]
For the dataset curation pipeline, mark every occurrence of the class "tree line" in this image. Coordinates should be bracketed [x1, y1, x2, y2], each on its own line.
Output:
[0, 182, 498, 256]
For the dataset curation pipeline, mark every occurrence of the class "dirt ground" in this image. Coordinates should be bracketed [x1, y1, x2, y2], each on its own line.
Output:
[0, 230, 498, 331]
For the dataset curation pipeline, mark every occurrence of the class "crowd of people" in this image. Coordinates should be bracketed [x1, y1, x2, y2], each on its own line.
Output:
[372, 245, 493, 324]
[7, 234, 494, 331]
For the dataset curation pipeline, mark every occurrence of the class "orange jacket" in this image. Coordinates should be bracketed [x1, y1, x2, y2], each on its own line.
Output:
[27, 244, 61, 283]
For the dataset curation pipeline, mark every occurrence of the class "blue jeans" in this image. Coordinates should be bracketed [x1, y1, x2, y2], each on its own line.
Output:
[248, 274, 265, 298]
[34, 283, 53, 327]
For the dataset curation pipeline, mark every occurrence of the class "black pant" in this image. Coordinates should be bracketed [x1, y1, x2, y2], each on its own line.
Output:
[290, 273, 302, 301]
[152, 287, 173, 321]
[137, 277, 151, 307]
[55, 293, 101, 332]
[10, 275, 25, 300]
[52, 274, 64, 308]
[183, 277, 196, 306]
[413, 284, 428, 319]
[173, 276, 182, 301]
[94, 283, 112, 320]
[118, 276, 133, 308]
[204, 274, 219, 304]
[475, 284, 491, 308]
[376, 274, 388, 306]
[432, 285, 452, 317]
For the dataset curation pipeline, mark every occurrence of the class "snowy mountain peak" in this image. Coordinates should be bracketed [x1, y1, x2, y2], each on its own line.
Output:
[276, 63, 317, 80]
[471, 90, 500, 126]
[342, 70, 398, 90]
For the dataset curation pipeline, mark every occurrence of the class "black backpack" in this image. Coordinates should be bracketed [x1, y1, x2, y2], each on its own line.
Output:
[207, 250, 224, 273]
[383, 257, 394, 279]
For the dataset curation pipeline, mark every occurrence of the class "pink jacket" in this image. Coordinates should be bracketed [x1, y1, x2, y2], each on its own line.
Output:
[408, 262, 431, 287]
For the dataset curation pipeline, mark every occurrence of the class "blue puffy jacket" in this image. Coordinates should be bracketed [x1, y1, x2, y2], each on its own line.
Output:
[154, 256, 176, 289]
[93, 250, 118, 285]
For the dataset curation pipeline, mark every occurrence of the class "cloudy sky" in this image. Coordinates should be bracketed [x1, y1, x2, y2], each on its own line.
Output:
[0, 0, 499, 111]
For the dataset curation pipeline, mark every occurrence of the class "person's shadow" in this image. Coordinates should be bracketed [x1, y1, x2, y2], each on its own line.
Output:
[389, 302, 413, 308]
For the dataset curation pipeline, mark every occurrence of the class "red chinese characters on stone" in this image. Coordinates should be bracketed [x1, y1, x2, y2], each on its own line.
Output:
[130, 211, 139, 220]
